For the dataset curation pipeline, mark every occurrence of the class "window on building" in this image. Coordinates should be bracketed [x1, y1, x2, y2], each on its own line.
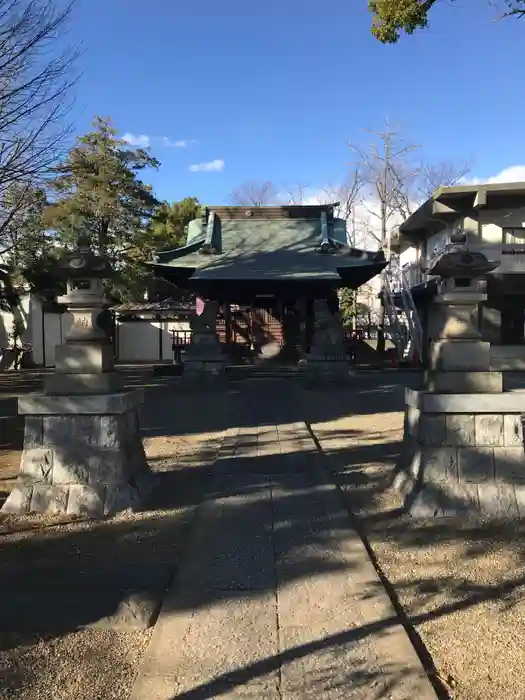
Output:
[503, 228, 525, 244]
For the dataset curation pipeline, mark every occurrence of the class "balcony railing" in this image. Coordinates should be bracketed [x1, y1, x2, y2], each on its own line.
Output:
[387, 258, 427, 292]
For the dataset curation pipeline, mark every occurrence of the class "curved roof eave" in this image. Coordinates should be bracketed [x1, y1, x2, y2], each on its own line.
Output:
[154, 238, 205, 262]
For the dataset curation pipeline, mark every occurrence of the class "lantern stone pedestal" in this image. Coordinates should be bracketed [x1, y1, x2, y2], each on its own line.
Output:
[395, 244, 525, 519]
[300, 300, 353, 387]
[183, 300, 226, 384]
[2, 243, 154, 517]
[3, 391, 153, 517]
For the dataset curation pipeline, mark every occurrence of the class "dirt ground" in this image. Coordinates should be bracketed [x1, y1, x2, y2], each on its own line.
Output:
[3, 371, 525, 700]
[310, 390, 525, 700]
[0, 371, 227, 700]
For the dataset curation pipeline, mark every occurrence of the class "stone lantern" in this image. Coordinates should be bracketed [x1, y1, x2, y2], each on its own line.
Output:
[2, 237, 154, 517]
[44, 236, 121, 395]
[396, 232, 525, 518]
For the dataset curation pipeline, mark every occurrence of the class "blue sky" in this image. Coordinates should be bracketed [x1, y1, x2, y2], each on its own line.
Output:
[68, 0, 525, 204]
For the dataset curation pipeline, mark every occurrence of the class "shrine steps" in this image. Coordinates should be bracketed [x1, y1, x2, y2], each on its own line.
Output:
[225, 364, 301, 382]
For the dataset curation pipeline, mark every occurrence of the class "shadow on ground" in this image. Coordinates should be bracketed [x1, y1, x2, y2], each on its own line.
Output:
[2, 371, 525, 699]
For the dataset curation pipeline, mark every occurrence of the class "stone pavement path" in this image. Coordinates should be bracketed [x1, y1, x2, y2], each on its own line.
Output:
[131, 381, 436, 700]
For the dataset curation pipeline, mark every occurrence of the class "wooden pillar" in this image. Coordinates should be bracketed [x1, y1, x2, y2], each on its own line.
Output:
[295, 299, 307, 354]
[223, 302, 232, 345]
[305, 300, 314, 352]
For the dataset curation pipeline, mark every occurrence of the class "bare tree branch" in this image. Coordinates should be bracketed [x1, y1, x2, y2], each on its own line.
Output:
[229, 179, 279, 206]
[0, 0, 78, 253]
[347, 121, 420, 254]
[418, 159, 471, 198]
[281, 181, 310, 204]
[490, 0, 525, 20]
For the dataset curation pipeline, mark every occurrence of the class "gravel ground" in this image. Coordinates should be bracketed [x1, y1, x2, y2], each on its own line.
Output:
[369, 515, 525, 700]
[308, 389, 525, 700]
[0, 629, 150, 700]
[0, 397, 225, 700]
[4, 372, 525, 700]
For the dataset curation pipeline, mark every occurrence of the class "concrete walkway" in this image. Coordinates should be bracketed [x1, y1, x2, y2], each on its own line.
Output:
[131, 382, 436, 700]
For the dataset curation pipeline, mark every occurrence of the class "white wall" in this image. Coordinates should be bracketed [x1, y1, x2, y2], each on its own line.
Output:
[0, 293, 32, 348]
[162, 320, 190, 361]
[480, 208, 525, 243]
[0, 309, 10, 348]
[117, 321, 161, 362]
[117, 319, 191, 363]
[399, 245, 419, 267]
[23, 296, 193, 367]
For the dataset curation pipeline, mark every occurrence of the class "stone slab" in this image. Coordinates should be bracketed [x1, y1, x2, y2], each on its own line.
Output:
[131, 421, 436, 700]
[277, 459, 437, 700]
[445, 414, 476, 446]
[504, 415, 524, 447]
[406, 388, 525, 414]
[475, 414, 504, 446]
[18, 389, 144, 415]
[494, 447, 525, 484]
[1, 485, 33, 513]
[131, 592, 281, 700]
[477, 483, 520, 519]
[44, 372, 123, 395]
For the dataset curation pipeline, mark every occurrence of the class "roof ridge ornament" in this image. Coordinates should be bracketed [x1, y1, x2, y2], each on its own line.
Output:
[199, 210, 218, 255]
[316, 211, 337, 254]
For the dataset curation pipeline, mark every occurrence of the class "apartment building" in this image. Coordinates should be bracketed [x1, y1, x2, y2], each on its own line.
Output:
[391, 181, 525, 364]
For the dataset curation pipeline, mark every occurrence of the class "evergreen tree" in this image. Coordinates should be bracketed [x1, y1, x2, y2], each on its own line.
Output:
[369, 0, 524, 43]
[46, 116, 160, 300]
[147, 197, 200, 251]
[139, 197, 201, 301]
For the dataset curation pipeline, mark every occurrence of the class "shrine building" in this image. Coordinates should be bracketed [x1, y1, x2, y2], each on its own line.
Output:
[147, 203, 386, 360]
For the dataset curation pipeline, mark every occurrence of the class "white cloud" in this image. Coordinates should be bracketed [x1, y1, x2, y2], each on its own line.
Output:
[487, 165, 525, 183]
[122, 133, 197, 149]
[162, 137, 188, 148]
[466, 164, 525, 186]
[189, 159, 225, 173]
[122, 132, 150, 147]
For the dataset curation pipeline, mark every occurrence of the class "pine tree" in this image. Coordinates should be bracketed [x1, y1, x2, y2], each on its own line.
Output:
[147, 197, 200, 251]
[46, 116, 160, 300]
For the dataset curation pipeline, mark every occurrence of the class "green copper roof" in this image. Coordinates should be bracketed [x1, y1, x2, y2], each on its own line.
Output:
[148, 211, 385, 284]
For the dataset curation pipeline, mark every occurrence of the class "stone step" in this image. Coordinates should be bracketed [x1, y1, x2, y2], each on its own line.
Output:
[225, 365, 301, 381]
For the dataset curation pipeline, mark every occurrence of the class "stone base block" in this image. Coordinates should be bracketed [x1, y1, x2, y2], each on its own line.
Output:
[182, 360, 226, 387]
[44, 372, 123, 395]
[396, 391, 525, 518]
[2, 390, 155, 517]
[55, 343, 114, 374]
[185, 334, 223, 358]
